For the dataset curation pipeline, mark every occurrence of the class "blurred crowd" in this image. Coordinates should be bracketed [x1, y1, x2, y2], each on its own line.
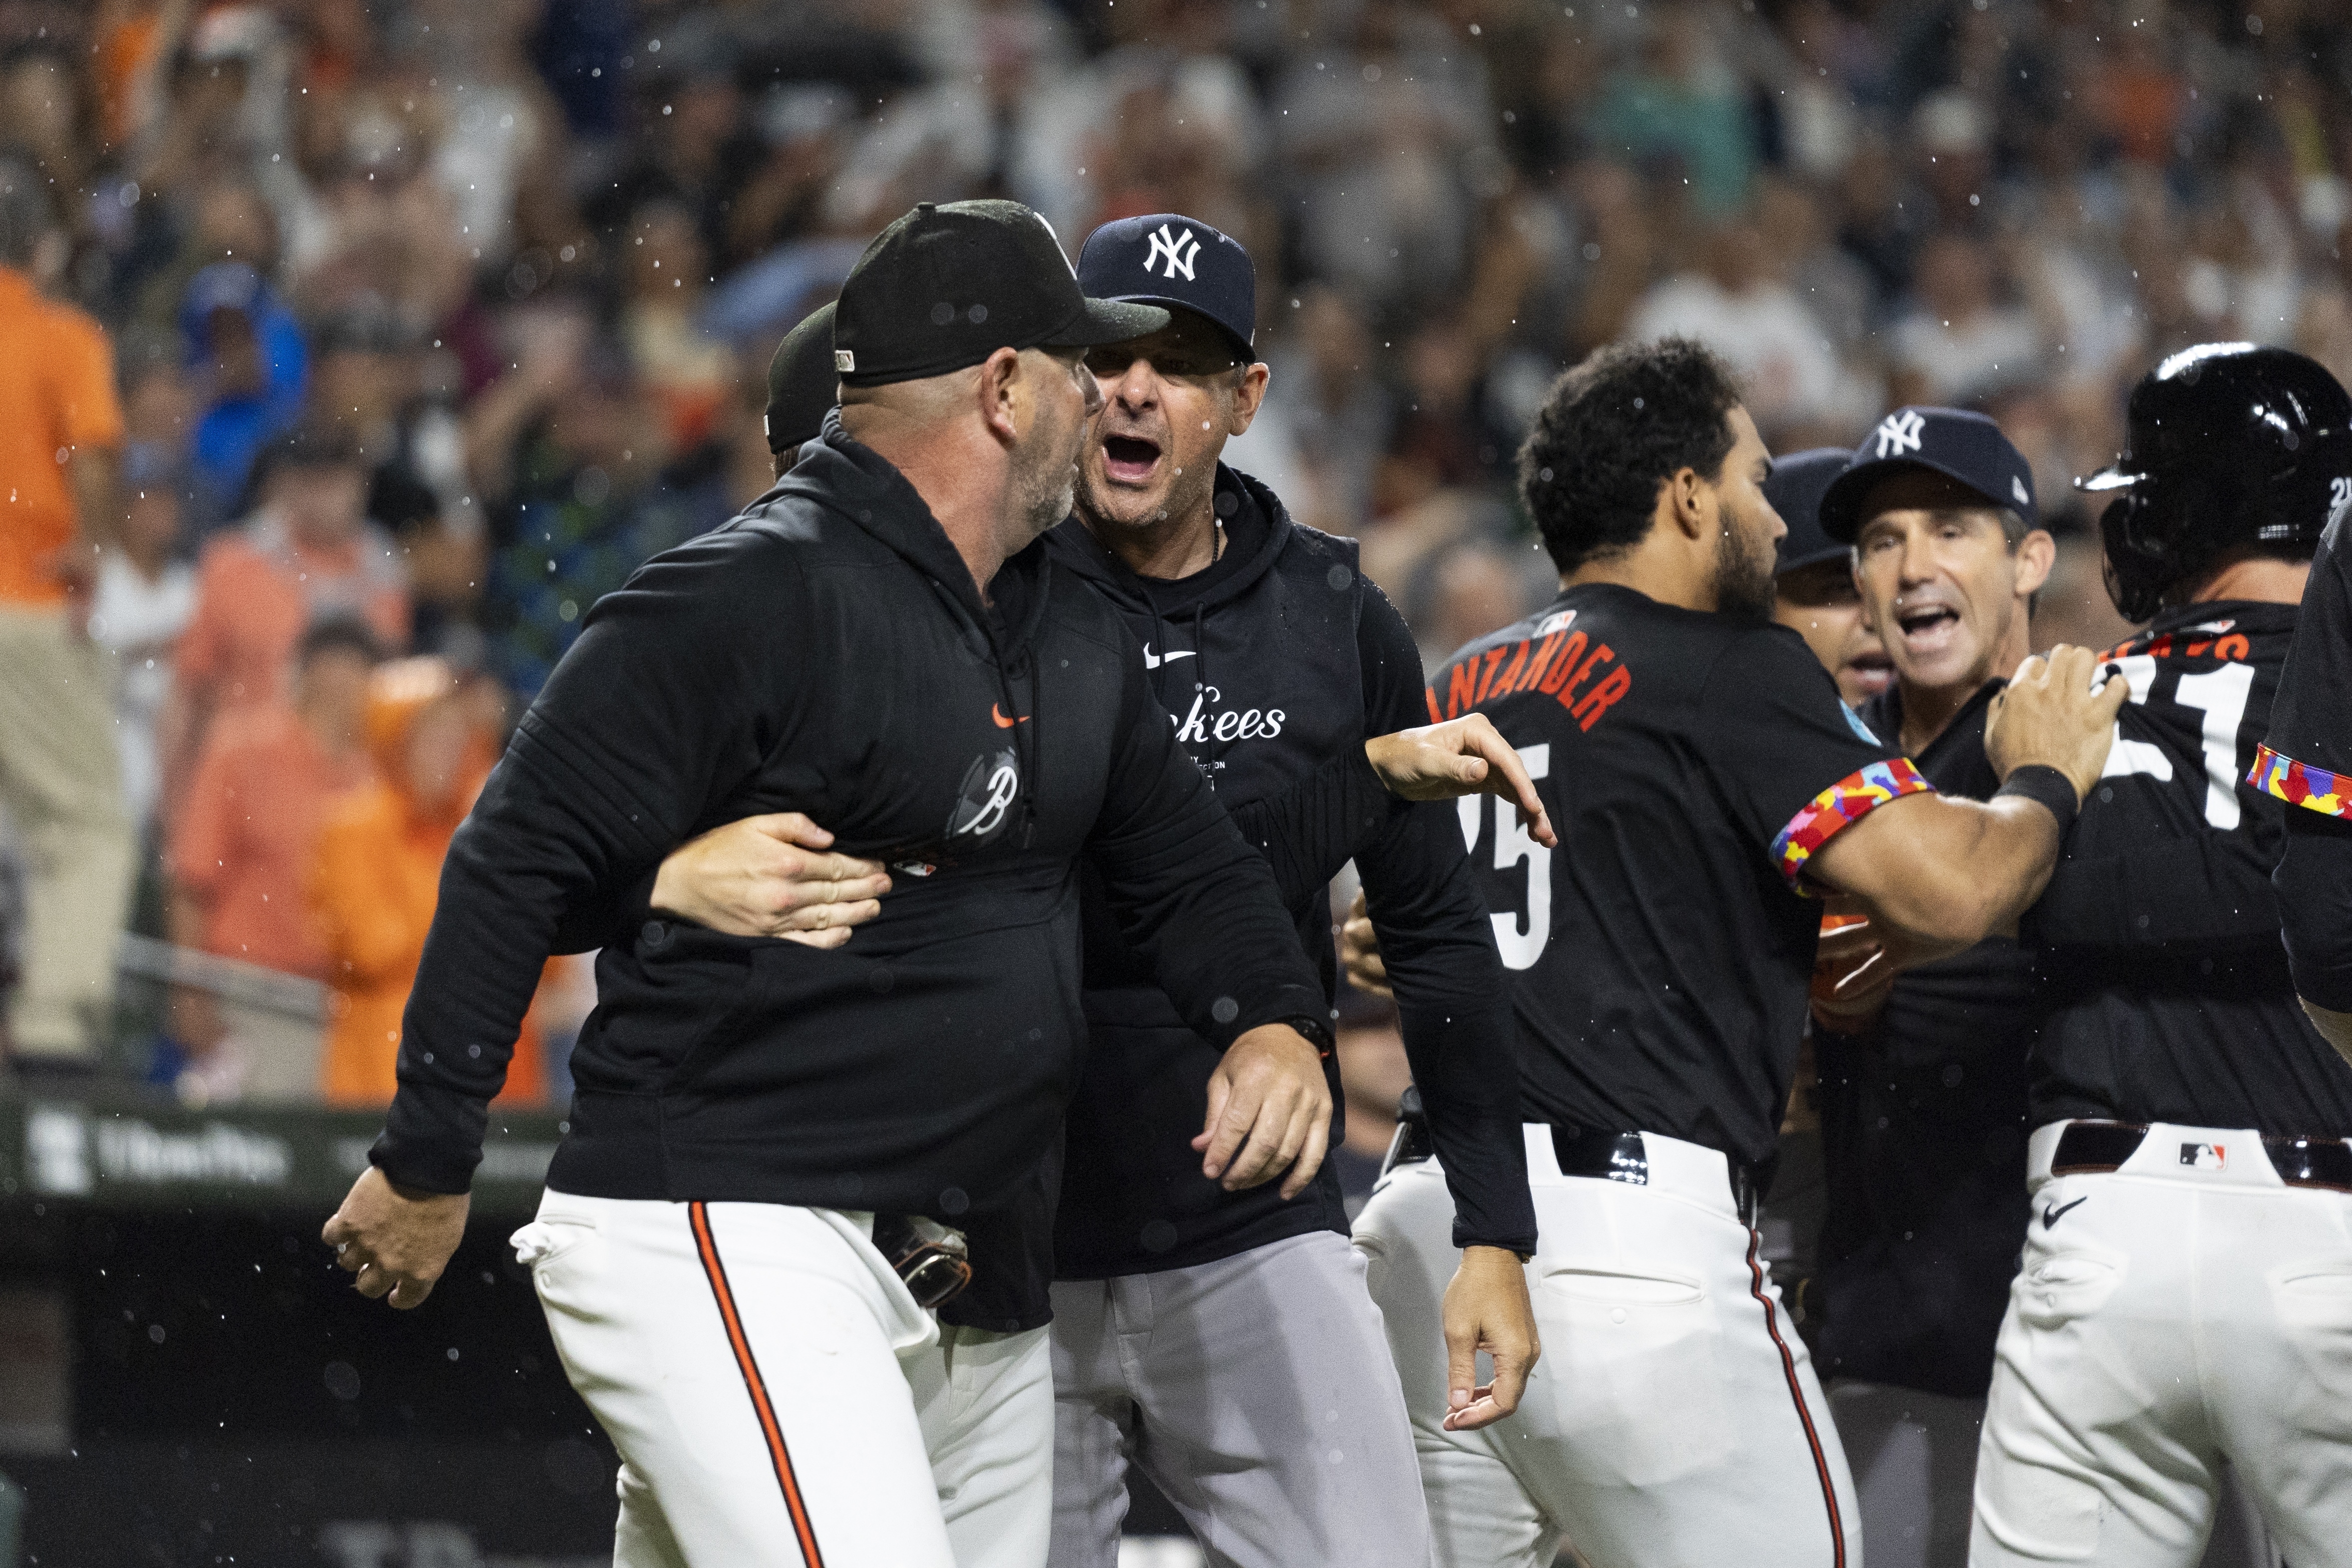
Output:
[0, 0, 2346, 1106]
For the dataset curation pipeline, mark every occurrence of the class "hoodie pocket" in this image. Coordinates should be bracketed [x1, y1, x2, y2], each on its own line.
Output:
[658, 935, 888, 1095]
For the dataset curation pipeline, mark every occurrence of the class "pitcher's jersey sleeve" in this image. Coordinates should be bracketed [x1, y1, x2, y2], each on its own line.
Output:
[1695, 626, 1934, 888]
[2253, 515, 2352, 818]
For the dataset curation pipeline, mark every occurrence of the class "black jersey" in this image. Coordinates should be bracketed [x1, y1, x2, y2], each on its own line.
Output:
[1431, 584, 1932, 1169]
[1814, 680, 2033, 1398]
[2255, 512, 2352, 1012]
[2028, 601, 2352, 1137]
[2257, 508, 2352, 806]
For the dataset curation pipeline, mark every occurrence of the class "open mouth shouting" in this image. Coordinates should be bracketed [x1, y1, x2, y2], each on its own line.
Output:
[1099, 428, 1165, 487]
[1894, 597, 1964, 660]
[1845, 646, 1894, 699]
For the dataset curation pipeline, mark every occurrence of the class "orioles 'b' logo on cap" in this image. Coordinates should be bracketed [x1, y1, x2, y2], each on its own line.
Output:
[1144, 224, 1200, 282]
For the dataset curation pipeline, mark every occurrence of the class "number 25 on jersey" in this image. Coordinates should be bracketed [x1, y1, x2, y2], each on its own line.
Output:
[1460, 743, 1552, 970]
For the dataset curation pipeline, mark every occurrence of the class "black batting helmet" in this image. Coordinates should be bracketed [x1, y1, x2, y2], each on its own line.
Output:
[2081, 343, 2352, 621]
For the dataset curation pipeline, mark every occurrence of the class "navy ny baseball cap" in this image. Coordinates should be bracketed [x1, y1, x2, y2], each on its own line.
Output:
[1076, 213, 1256, 362]
[765, 302, 837, 454]
[834, 200, 1167, 388]
[1765, 449, 1854, 573]
[1818, 406, 2038, 543]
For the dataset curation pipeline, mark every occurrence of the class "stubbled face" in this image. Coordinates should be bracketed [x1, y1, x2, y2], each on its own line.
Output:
[1707, 405, 1785, 621]
[1853, 470, 2032, 694]
[1775, 558, 1892, 706]
[1079, 316, 1250, 536]
[1010, 346, 1103, 542]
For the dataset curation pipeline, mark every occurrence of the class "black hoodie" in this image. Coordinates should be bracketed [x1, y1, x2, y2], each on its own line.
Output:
[1045, 465, 1537, 1276]
[372, 423, 1327, 1325]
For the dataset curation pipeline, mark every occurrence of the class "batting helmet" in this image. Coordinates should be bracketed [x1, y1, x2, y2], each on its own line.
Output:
[2081, 343, 2352, 621]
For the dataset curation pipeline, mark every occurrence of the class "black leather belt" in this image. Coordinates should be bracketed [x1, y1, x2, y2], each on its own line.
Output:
[1551, 1122, 1777, 1227]
[1382, 1090, 1773, 1225]
[2051, 1120, 2352, 1192]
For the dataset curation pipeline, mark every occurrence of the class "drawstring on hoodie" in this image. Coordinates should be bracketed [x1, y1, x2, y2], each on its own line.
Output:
[1192, 600, 1213, 784]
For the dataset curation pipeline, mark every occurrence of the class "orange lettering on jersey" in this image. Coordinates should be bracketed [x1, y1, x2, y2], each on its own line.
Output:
[1557, 643, 1614, 709]
[1518, 632, 1565, 695]
[1472, 646, 1511, 705]
[1488, 641, 1531, 701]
[2214, 633, 2249, 662]
[1571, 663, 1632, 730]
[1539, 631, 1587, 694]
[1446, 661, 1479, 719]
[1425, 686, 1443, 723]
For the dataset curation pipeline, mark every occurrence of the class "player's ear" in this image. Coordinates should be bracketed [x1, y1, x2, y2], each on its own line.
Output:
[1224, 363, 1269, 438]
[977, 348, 1024, 447]
[2013, 527, 2056, 598]
[1668, 465, 1711, 541]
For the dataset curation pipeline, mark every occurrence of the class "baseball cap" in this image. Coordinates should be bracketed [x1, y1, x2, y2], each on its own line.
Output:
[1076, 213, 1256, 362]
[832, 200, 1167, 388]
[1817, 406, 2038, 543]
[1764, 449, 1854, 574]
[765, 302, 838, 454]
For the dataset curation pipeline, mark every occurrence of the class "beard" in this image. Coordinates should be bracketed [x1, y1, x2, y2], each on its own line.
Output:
[1712, 514, 1778, 622]
[1011, 404, 1083, 541]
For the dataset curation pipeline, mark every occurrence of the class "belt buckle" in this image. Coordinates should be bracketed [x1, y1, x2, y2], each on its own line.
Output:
[873, 1214, 973, 1309]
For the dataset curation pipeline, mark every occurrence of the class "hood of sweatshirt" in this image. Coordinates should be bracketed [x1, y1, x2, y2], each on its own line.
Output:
[1044, 463, 1292, 621]
[1044, 464, 1304, 785]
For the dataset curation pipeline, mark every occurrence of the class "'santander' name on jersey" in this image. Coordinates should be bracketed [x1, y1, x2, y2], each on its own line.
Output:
[1424, 626, 1633, 731]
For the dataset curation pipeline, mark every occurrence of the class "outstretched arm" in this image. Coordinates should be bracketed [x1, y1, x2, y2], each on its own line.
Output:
[1807, 647, 2125, 985]
[1353, 586, 1538, 1429]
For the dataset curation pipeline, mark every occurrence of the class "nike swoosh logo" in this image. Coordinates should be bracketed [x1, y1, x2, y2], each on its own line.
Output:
[1142, 644, 1195, 669]
[2042, 1196, 2088, 1229]
[991, 704, 1028, 729]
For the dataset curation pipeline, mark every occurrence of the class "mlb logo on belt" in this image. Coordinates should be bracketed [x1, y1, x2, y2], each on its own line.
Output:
[2179, 1142, 2227, 1171]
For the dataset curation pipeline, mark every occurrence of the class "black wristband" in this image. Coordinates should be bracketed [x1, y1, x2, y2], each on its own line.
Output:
[1279, 1014, 1336, 1057]
[1995, 763, 2079, 839]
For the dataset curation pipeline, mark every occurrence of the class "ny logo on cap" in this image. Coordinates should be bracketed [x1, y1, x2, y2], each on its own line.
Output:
[1144, 224, 1201, 282]
[1874, 409, 1926, 459]
[2012, 474, 2030, 507]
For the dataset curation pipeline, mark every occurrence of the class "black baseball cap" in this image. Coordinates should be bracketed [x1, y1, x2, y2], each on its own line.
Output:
[1076, 213, 1256, 362]
[1764, 448, 1853, 574]
[832, 200, 1167, 388]
[1818, 406, 2038, 542]
[765, 302, 837, 454]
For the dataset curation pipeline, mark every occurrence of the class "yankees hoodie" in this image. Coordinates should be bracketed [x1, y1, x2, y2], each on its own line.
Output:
[1045, 465, 1537, 1276]
[373, 420, 1326, 1326]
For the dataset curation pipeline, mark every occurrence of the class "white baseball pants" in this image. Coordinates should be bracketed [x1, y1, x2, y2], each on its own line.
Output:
[1972, 1121, 2352, 1568]
[513, 1191, 1053, 1568]
[1355, 1126, 1862, 1568]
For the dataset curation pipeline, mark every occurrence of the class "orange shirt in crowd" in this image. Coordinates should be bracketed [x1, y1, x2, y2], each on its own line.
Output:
[94, 8, 161, 147]
[175, 514, 411, 714]
[169, 704, 373, 980]
[309, 662, 543, 1107]
[0, 265, 125, 606]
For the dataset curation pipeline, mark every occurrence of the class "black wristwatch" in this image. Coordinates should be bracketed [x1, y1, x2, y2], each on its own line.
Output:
[1278, 1014, 1336, 1057]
